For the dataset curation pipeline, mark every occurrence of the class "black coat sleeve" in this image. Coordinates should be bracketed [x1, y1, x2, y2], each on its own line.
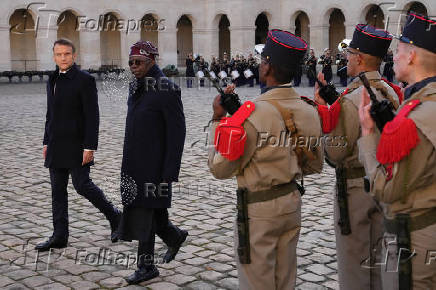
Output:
[80, 75, 99, 150]
[43, 81, 51, 145]
[161, 90, 186, 182]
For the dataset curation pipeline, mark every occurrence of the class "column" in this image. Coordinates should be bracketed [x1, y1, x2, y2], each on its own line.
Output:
[0, 25, 11, 71]
[192, 28, 218, 62]
[345, 22, 355, 40]
[229, 25, 255, 57]
[35, 25, 57, 71]
[121, 30, 141, 69]
[80, 29, 101, 70]
[309, 24, 329, 56]
[158, 27, 177, 68]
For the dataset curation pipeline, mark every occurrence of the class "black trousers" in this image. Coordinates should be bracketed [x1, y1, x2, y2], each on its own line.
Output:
[49, 165, 118, 240]
[137, 209, 182, 269]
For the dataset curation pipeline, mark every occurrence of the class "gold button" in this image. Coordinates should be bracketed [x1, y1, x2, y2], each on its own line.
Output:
[247, 104, 251, 108]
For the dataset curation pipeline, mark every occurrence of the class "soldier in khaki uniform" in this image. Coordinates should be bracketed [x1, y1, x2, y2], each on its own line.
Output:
[358, 13, 436, 290]
[208, 30, 323, 290]
[314, 25, 401, 290]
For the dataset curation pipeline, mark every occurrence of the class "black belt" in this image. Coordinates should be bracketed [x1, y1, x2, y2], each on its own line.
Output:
[246, 181, 299, 204]
[384, 208, 436, 233]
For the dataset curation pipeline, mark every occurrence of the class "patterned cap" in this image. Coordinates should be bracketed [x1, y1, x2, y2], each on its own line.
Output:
[129, 41, 159, 60]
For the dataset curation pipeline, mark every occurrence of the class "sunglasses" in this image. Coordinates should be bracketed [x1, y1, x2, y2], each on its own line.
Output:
[128, 59, 146, 66]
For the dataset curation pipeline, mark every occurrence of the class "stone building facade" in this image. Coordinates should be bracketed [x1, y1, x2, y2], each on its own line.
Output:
[1, 0, 434, 71]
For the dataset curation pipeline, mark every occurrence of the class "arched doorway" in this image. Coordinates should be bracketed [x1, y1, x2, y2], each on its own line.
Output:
[405, 1, 428, 16]
[294, 11, 310, 44]
[100, 13, 121, 68]
[329, 9, 345, 56]
[365, 5, 385, 28]
[141, 14, 159, 47]
[9, 9, 37, 71]
[218, 15, 230, 60]
[57, 10, 81, 65]
[176, 15, 193, 67]
[255, 13, 269, 45]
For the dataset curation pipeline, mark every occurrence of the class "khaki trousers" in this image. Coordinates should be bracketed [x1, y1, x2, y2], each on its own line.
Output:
[381, 222, 436, 290]
[235, 190, 301, 290]
[334, 178, 384, 290]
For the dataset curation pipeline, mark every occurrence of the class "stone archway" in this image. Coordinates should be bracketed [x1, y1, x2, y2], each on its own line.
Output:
[255, 12, 269, 45]
[9, 9, 37, 71]
[365, 5, 385, 28]
[176, 15, 193, 67]
[57, 10, 81, 65]
[294, 11, 310, 44]
[218, 15, 230, 60]
[141, 14, 159, 48]
[329, 8, 345, 56]
[100, 12, 121, 68]
[405, 1, 428, 16]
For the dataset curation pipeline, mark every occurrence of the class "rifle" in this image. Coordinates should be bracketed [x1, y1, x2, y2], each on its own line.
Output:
[204, 68, 241, 115]
[358, 72, 395, 132]
[308, 68, 340, 105]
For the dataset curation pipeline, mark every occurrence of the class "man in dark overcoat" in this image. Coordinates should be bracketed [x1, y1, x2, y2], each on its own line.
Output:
[117, 41, 188, 284]
[36, 38, 121, 252]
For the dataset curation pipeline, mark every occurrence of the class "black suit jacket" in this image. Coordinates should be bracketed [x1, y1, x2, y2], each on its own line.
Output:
[43, 64, 99, 168]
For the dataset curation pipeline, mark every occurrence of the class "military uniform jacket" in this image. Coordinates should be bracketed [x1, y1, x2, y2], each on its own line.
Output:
[325, 71, 400, 170]
[208, 85, 323, 192]
[358, 81, 436, 218]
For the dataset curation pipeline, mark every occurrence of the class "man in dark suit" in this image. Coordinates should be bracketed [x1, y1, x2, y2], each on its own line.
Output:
[36, 38, 121, 252]
[116, 41, 187, 284]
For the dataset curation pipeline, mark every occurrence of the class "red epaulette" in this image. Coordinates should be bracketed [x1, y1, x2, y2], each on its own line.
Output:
[382, 77, 404, 105]
[316, 88, 349, 134]
[376, 99, 421, 164]
[214, 101, 255, 161]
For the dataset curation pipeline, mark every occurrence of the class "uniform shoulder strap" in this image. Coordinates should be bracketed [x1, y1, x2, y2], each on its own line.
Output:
[265, 99, 316, 168]
[370, 79, 400, 110]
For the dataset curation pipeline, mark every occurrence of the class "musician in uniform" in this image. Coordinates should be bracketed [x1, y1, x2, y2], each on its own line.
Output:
[358, 13, 436, 290]
[306, 49, 317, 87]
[208, 29, 323, 290]
[382, 49, 394, 83]
[319, 48, 333, 83]
[185, 53, 195, 88]
[314, 24, 402, 290]
[336, 51, 348, 87]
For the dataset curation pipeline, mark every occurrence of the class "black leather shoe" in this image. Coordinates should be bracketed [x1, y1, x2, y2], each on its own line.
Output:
[110, 209, 122, 243]
[163, 230, 188, 263]
[35, 236, 67, 252]
[125, 265, 159, 284]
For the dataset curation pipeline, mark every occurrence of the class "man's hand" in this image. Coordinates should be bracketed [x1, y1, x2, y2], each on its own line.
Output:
[314, 72, 327, 106]
[43, 145, 47, 159]
[82, 150, 94, 166]
[359, 88, 375, 136]
[212, 84, 236, 120]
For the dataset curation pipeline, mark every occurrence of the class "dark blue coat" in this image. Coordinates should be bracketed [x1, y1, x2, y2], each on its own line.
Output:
[121, 65, 186, 209]
[43, 64, 99, 168]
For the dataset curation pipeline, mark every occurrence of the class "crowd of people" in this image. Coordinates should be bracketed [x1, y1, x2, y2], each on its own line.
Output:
[183, 46, 396, 89]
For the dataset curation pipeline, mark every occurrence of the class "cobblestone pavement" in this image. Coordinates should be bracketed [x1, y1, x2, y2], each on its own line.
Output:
[0, 80, 340, 289]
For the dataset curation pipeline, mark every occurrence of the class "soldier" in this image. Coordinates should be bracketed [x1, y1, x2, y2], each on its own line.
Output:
[306, 49, 317, 87]
[314, 24, 402, 290]
[319, 48, 333, 83]
[336, 51, 348, 87]
[208, 29, 323, 289]
[358, 13, 436, 290]
[382, 49, 394, 83]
